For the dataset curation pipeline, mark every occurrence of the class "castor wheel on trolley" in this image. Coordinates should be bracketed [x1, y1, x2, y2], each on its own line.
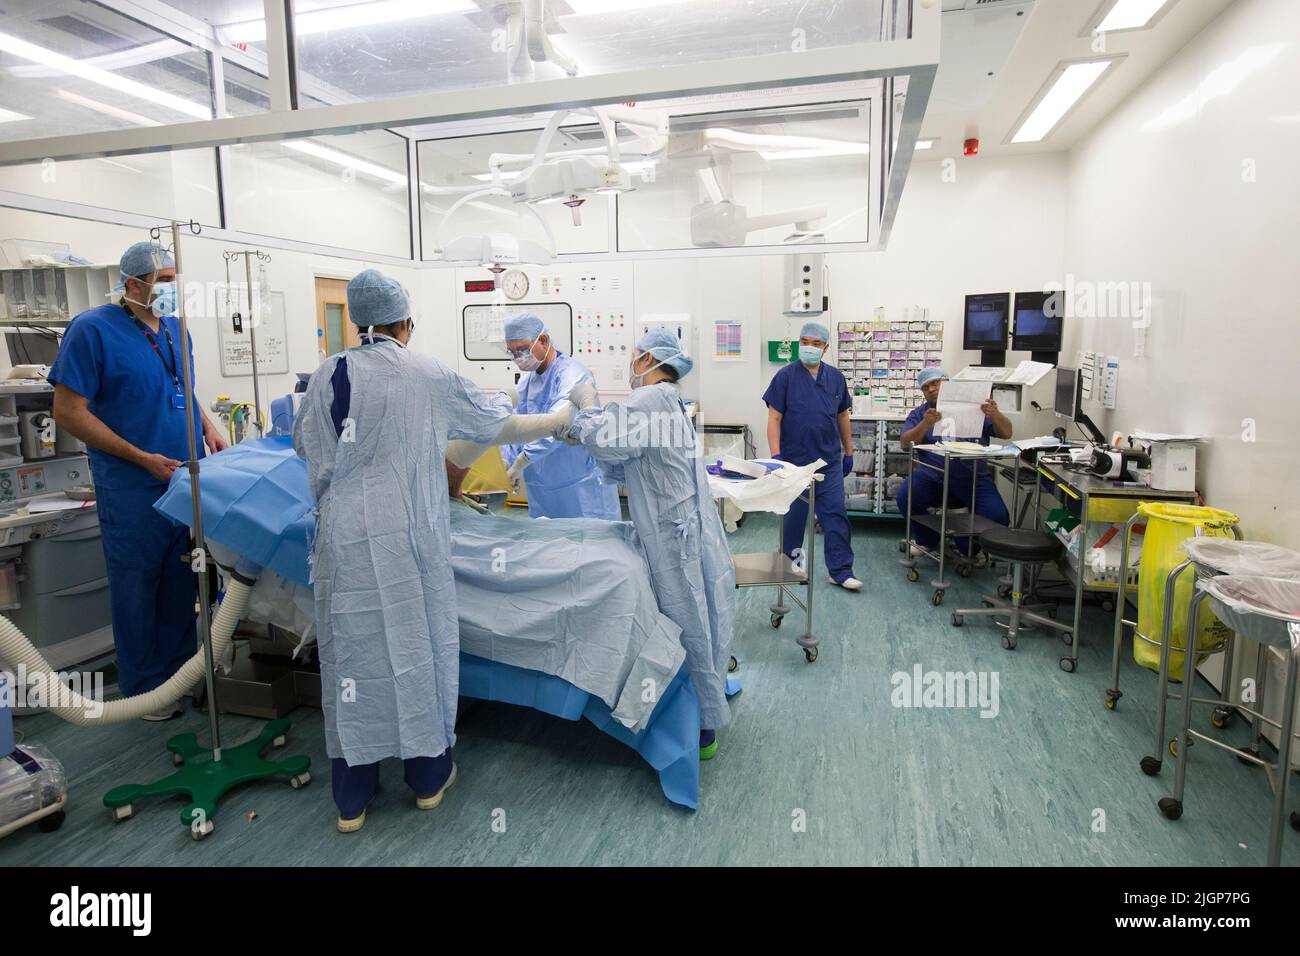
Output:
[38, 810, 66, 833]
[1001, 634, 1016, 650]
[191, 818, 215, 841]
[1105, 689, 1121, 711]
[931, 590, 944, 606]
[907, 568, 919, 583]
[1059, 630, 1073, 646]
[728, 655, 738, 673]
[770, 614, 784, 629]
[1237, 747, 1260, 766]
[1157, 797, 1183, 821]
[1059, 656, 1076, 673]
[951, 612, 963, 627]
[1101, 598, 1116, 613]
[111, 803, 134, 823]
[1209, 707, 1233, 729]
[957, 563, 972, 578]
[803, 646, 818, 663]
[289, 771, 312, 790]
[1139, 755, 1162, 776]
[996, 584, 1011, 599]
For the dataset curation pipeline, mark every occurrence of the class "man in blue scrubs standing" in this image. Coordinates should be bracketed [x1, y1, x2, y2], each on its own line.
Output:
[49, 241, 228, 719]
[762, 321, 862, 591]
[501, 312, 620, 519]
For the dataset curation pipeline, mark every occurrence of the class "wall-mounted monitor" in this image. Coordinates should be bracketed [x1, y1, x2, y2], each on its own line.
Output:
[1012, 290, 1064, 358]
[963, 293, 1009, 366]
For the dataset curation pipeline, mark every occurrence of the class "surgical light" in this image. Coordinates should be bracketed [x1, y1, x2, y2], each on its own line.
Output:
[1010, 60, 1114, 144]
[1094, 0, 1172, 33]
[0, 31, 209, 120]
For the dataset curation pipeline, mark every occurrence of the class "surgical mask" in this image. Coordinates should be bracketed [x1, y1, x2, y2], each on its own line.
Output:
[124, 278, 177, 318]
[511, 335, 543, 372]
[629, 350, 678, 389]
[798, 345, 824, 367]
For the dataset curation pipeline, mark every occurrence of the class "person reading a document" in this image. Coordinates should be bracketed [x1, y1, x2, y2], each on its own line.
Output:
[897, 368, 1013, 559]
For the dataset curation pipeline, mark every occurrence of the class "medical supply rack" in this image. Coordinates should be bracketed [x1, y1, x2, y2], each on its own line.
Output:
[845, 413, 909, 519]
[836, 316, 943, 416]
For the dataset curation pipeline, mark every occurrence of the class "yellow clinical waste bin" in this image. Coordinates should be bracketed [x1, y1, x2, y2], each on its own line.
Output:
[1134, 502, 1239, 676]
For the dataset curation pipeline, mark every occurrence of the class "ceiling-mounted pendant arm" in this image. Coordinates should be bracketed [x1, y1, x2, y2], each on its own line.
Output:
[524, 0, 579, 76]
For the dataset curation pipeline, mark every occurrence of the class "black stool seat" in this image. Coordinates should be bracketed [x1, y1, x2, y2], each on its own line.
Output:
[979, 527, 1062, 563]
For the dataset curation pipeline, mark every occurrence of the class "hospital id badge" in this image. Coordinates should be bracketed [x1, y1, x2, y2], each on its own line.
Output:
[171, 393, 187, 410]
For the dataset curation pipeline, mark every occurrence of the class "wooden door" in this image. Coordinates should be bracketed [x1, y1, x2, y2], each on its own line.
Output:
[315, 277, 359, 357]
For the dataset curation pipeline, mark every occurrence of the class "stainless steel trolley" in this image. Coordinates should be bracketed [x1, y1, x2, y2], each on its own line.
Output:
[714, 470, 822, 663]
[898, 442, 1021, 607]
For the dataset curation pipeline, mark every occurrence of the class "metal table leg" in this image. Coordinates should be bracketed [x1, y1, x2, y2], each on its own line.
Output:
[1266, 624, 1300, 867]
[1143, 561, 1191, 774]
[799, 482, 817, 654]
[1063, 492, 1088, 672]
[1167, 589, 1211, 812]
[1107, 512, 1143, 708]
[932, 454, 951, 603]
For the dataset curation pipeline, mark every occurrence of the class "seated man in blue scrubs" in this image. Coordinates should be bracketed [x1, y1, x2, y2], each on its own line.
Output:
[49, 240, 228, 719]
[762, 321, 861, 591]
[897, 367, 1013, 557]
[501, 312, 620, 519]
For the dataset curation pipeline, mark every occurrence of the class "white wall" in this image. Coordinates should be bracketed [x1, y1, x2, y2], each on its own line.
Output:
[1063, 0, 1300, 544]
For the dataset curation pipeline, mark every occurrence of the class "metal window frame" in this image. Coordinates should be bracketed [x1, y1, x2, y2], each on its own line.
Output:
[0, 0, 939, 264]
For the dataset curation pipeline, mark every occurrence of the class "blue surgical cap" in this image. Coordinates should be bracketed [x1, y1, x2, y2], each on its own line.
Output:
[636, 327, 694, 379]
[799, 321, 830, 344]
[504, 313, 545, 342]
[347, 269, 410, 327]
[115, 240, 175, 291]
[917, 367, 948, 388]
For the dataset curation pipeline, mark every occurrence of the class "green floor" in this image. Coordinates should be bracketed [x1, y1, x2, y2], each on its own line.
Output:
[2, 512, 1294, 866]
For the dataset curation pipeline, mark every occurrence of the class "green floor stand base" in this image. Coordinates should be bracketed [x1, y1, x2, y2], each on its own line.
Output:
[699, 741, 719, 761]
[102, 717, 311, 838]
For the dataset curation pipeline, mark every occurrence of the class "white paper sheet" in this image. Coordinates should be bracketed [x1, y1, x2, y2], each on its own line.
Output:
[936, 381, 991, 440]
[1006, 360, 1054, 386]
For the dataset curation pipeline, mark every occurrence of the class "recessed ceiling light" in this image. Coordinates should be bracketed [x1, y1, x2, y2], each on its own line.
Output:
[915, 139, 936, 150]
[1009, 59, 1117, 144]
[1088, 0, 1175, 35]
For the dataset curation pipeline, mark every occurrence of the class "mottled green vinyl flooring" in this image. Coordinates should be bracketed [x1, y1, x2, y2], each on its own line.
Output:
[2, 509, 1293, 866]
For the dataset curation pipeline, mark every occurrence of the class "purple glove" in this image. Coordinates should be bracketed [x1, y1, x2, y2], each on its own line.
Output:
[842, 454, 854, 476]
[771, 454, 783, 462]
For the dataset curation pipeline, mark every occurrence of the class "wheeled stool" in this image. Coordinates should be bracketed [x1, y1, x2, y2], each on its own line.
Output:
[952, 527, 1072, 653]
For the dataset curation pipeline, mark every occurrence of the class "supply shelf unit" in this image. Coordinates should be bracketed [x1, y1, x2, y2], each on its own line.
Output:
[845, 413, 909, 519]
[838, 315, 942, 520]
[0, 264, 115, 326]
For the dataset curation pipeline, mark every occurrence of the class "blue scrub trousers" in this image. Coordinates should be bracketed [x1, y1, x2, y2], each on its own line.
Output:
[96, 481, 197, 697]
[783, 463, 855, 583]
[331, 749, 454, 818]
[897, 467, 1010, 556]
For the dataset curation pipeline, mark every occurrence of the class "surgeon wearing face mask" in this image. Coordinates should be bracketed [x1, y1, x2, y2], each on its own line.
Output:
[563, 329, 736, 760]
[49, 241, 229, 720]
[761, 321, 862, 591]
[500, 313, 620, 519]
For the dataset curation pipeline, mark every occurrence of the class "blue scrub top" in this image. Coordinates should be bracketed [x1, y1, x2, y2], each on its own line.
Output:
[762, 361, 850, 465]
[48, 302, 203, 489]
[903, 401, 995, 471]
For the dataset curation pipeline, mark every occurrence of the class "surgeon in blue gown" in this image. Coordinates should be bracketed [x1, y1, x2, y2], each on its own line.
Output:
[293, 269, 520, 833]
[49, 240, 229, 720]
[501, 313, 620, 519]
[565, 329, 736, 760]
[762, 321, 862, 591]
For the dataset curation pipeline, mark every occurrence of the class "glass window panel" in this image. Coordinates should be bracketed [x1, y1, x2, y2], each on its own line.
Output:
[418, 127, 610, 260]
[617, 100, 872, 252]
[0, 150, 221, 224]
[226, 129, 410, 257]
[325, 302, 345, 355]
[281, 0, 887, 106]
[0, 4, 213, 143]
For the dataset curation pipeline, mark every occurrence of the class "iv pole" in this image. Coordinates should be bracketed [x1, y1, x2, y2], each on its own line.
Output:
[222, 249, 272, 436]
[100, 222, 310, 840]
